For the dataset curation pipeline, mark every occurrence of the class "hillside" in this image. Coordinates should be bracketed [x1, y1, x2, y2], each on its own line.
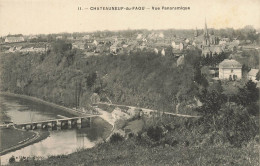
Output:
[0, 45, 200, 114]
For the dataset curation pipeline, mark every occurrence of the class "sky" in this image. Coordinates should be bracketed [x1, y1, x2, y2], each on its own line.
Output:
[0, 0, 260, 36]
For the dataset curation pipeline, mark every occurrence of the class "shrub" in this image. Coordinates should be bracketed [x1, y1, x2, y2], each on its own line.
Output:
[147, 126, 164, 142]
[218, 104, 259, 147]
[109, 133, 124, 143]
[9, 156, 15, 163]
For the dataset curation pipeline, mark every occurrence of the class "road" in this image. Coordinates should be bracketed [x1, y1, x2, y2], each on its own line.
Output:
[95, 102, 200, 118]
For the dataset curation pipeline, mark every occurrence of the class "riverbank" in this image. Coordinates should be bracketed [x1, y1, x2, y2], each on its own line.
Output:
[0, 93, 114, 164]
[0, 92, 114, 139]
[0, 92, 83, 117]
[0, 127, 49, 156]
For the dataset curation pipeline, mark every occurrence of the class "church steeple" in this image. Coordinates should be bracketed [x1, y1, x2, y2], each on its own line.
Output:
[204, 18, 209, 37]
[203, 18, 210, 46]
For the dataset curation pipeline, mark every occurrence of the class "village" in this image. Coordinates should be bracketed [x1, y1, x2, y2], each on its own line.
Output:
[0, 15, 260, 166]
[0, 21, 259, 85]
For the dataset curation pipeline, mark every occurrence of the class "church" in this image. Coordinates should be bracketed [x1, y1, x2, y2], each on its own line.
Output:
[193, 20, 224, 57]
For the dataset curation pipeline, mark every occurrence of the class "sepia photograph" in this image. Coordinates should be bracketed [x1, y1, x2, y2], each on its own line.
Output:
[0, 0, 259, 165]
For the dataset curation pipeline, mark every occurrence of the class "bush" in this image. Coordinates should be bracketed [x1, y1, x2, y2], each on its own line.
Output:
[109, 133, 124, 143]
[217, 104, 259, 147]
[9, 156, 15, 163]
[147, 126, 164, 142]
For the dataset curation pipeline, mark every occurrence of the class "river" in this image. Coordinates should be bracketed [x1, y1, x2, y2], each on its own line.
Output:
[0, 95, 111, 165]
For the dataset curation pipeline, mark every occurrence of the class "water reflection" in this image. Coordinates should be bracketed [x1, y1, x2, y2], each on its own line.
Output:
[0, 95, 109, 165]
[1, 130, 96, 164]
[0, 95, 76, 123]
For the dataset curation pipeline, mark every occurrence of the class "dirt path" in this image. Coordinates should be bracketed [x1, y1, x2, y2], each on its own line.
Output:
[96, 102, 200, 118]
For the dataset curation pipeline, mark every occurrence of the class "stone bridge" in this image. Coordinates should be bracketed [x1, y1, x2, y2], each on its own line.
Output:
[15, 115, 98, 130]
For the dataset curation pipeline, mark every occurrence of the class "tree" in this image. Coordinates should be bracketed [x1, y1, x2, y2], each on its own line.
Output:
[86, 72, 97, 89]
[218, 104, 258, 147]
[52, 40, 72, 54]
[256, 71, 260, 81]
[196, 89, 226, 128]
[237, 80, 259, 106]
[222, 82, 239, 103]
[207, 81, 223, 93]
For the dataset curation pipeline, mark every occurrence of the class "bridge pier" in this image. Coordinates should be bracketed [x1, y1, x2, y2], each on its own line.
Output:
[68, 120, 72, 129]
[37, 123, 42, 129]
[47, 122, 52, 128]
[77, 118, 82, 125]
[52, 121, 56, 128]
[25, 124, 32, 130]
[57, 120, 61, 127]
[85, 117, 91, 127]
[32, 124, 37, 130]
[77, 118, 82, 129]
[16, 115, 96, 131]
[42, 123, 47, 129]
[61, 121, 65, 127]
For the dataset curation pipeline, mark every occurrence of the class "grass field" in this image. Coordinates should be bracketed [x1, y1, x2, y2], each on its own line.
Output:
[0, 128, 35, 152]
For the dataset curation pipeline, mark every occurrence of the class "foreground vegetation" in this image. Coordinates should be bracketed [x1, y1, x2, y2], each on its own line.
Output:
[9, 139, 259, 166]
[9, 114, 259, 166]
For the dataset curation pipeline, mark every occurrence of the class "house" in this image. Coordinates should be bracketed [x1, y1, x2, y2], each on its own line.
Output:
[219, 38, 229, 45]
[172, 41, 184, 50]
[219, 59, 242, 80]
[110, 42, 122, 54]
[67, 36, 75, 40]
[154, 48, 159, 54]
[136, 34, 143, 39]
[5, 35, 25, 43]
[192, 40, 202, 48]
[161, 49, 165, 56]
[158, 32, 164, 38]
[83, 35, 91, 40]
[185, 38, 190, 44]
[28, 35, 38, 40]
[56, 36, 63, 40]
[247, 69, 259, 82]
[93, 40, 98, 46]
[72, 41, 85, 50]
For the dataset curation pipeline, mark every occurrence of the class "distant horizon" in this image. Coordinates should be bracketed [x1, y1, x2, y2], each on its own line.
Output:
[1, 0, 260, 36]
[2, 26, 259, 37]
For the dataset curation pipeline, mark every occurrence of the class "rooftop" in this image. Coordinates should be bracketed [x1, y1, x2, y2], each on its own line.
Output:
[219, 59, 242, 68]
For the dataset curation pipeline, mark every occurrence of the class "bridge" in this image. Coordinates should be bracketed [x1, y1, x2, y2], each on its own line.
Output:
[14, 115, 98, 130]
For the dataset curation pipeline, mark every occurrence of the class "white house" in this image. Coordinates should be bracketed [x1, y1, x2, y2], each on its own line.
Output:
[93, 40, 98, 46]
[161, 48, 165, 56]
[171, 41, 184, 50]
[154, 48, 159, 54]
[5, 36, 25, 43]
[219, 59, 242, 80]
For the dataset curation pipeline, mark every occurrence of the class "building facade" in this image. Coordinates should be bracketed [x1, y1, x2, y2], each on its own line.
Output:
[219, 59, 242, 80]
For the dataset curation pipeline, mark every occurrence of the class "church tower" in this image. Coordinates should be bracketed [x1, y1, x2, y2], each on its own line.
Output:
[203, 19, 210, 46]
